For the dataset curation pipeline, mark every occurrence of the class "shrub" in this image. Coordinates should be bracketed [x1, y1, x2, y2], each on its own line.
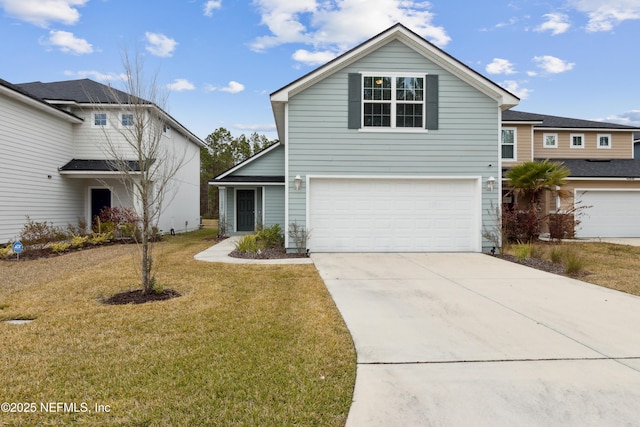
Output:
[502, 205, 540, 243]
[50, 242, 71, 253]
[0, 244, 13, 259]
[288, 222, 311, 255]
[71, 235, 90, 248]
[235, 234, 258, 253]
[256, 224, 284, 249]
[513, 241, 532, 261]
[95, 207, 139, 237]
[20, 216, 66, 250]
[88, 232, 113, 246]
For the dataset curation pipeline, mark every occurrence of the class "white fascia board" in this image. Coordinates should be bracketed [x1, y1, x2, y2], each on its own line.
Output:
[209, 181, 284, 187]
[535, 127, 640, 132]
[215, 141, 282, 180]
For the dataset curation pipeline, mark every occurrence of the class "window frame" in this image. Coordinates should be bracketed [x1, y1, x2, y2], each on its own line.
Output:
[570, 133, 585, 149]
[120, 112, 134, 128]
[360, 72, 427, 132]
[597, 133, 611, 149]
[543, 133, 558, 148]
[92, 112, 109, 128]
[501, 127, 517, 160]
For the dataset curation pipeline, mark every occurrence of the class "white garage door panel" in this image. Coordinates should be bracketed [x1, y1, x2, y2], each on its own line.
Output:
[309, 178, 479, 252]
[576, 190, 640, 238]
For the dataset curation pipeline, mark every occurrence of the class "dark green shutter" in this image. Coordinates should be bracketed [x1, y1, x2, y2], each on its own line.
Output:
[425, 74, 439, 130]
[348, 73, 361, 129]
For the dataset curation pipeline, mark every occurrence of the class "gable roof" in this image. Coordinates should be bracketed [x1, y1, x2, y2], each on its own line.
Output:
[0, 78, 83, 123]
[503, 110, 639, 131]
[270, 23, 520, 142]
[212, 141, 282, 181]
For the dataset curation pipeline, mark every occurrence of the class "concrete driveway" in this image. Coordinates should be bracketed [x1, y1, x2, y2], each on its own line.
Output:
[311, 252, 640, 427]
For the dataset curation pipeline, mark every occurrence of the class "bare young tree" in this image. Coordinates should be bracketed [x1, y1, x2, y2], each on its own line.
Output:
[95, 50, 187, 294]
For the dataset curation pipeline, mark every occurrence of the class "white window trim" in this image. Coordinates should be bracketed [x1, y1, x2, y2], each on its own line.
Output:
[162, 123, 171, 137]
[543, 133, 558, 148]
[597, 133, 611, 149]
[120, 112, 134, 128]
[570, 133, 585, 149]
[92, 112, 109, 128]
[360, 72, 426, 131]
[501, 127, 517, 161]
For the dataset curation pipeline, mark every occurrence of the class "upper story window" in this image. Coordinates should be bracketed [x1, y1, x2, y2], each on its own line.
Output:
[501, 128, 516, 160]
[597, 134, 611, 149]
[543, 133, 558, 148]
[93, 113, 108, 127]
[121, 113, 134, 127]
[162, 123, 171, 137]
[362, 75, 424, 128]
[571, 133, 584, 148]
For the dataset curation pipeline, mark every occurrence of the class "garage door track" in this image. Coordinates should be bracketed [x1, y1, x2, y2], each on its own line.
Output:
[312, 252, 640, 427]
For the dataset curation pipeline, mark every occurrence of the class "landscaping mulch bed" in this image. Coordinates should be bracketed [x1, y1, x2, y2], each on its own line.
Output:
[493, 254, 589, 279]
[229, 247, 308, 259]
[101, 289, 181, 305]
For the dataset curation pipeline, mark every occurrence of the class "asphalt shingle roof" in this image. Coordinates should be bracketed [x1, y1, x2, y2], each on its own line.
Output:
[59, 159, 145, 172]
[503, 110, 638, 130]
[16, 79, 147, 104]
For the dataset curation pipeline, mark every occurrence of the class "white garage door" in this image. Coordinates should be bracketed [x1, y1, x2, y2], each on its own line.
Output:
[308, 177, 480, 252]
[576, 190, 640, 238]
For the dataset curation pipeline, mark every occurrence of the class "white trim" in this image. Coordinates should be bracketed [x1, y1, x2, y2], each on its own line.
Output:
[284, 104, 290, 248]
[0, 84, 83, 123]
[501, 127, 517, 161]
[568, 177, 640, 181]
[543, 132, 558, 148]
[210, 182, 284, 187]
[216, 142, 282, 179]
[570, 133, 585, 149]
[536, 127, 635, 132]
[360, 73, 426, 130]
[261, 186, 266, 228]
[92, 111, 109, 128]
[306, 175, 483, 252]
[597, 133, 611, 149]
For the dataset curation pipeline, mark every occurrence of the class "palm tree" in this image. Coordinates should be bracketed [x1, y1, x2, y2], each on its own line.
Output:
[505, 159, 570, 206]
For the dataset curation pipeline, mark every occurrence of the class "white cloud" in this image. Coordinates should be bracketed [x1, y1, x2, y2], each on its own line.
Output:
[63, 69, 127, 82]
[250, 0, 451, 65]
[40, 29, 92, 54]
[569, 0, 640, 32]
[0, 0, 87, 27]
[603, 110, 640, 126]
[292, 49, 337, 66]
[167, 78, 195, 92]
[145, 32, 178, 57]
[533, 55, 575, 73]
[535, 13, 571, 35]
[203, 0, 221, 17]
[205, 81, 245, 93]
[501, 80, 532, 100]
[485, 58, 516, 75]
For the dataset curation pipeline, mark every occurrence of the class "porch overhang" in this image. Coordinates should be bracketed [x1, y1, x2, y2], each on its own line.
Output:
[208, 176, 285, 187]
[58, 159, 145, 179]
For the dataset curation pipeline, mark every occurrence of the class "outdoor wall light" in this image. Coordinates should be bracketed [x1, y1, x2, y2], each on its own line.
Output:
[487, 176, 496, 191]
[294, 175, 302, 190]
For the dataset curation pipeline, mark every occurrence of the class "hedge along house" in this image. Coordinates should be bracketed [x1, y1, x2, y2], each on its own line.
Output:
[210, 24, 519, 253]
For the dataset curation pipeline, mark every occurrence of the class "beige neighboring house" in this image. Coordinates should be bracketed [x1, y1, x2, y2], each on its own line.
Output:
[501, 110, 640, 238]
[0, 77, 205, 244]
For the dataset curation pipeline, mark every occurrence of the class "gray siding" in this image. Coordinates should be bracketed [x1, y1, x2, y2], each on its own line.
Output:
[264, 186, 285, 229]
[230, 144, 284, 176]
[286, 39, 501, 250]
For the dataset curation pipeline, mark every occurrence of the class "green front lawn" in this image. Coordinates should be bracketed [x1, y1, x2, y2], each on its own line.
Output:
[0, 228, 355, 426]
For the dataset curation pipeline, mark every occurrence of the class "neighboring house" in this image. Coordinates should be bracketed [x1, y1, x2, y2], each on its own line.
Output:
[0, 78, 205, 243]
[501, 111, 640, 238]
[211, 24, 519, 253]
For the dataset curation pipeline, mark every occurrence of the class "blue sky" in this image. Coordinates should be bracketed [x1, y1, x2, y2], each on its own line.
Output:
[1, 0, 639, 140]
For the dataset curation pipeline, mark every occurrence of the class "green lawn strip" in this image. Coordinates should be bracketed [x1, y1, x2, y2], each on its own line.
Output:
[0, 229, 355, 426]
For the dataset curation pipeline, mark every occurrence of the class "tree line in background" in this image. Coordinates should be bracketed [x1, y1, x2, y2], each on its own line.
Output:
[200, 128, 276, 218]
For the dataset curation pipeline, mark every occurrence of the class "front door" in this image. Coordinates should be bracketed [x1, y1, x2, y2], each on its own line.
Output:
[91, 188, 112, 222]
[237, 190, 255, 232]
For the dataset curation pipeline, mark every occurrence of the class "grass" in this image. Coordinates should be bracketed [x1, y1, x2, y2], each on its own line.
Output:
[0, 227, 356, 426]
[505, 241, 640, 297]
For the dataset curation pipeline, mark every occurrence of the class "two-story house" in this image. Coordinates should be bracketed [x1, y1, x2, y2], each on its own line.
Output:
[211, 24, 519, 253]
[0, 78, 205, 243]
[502, 111, 640, 238]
